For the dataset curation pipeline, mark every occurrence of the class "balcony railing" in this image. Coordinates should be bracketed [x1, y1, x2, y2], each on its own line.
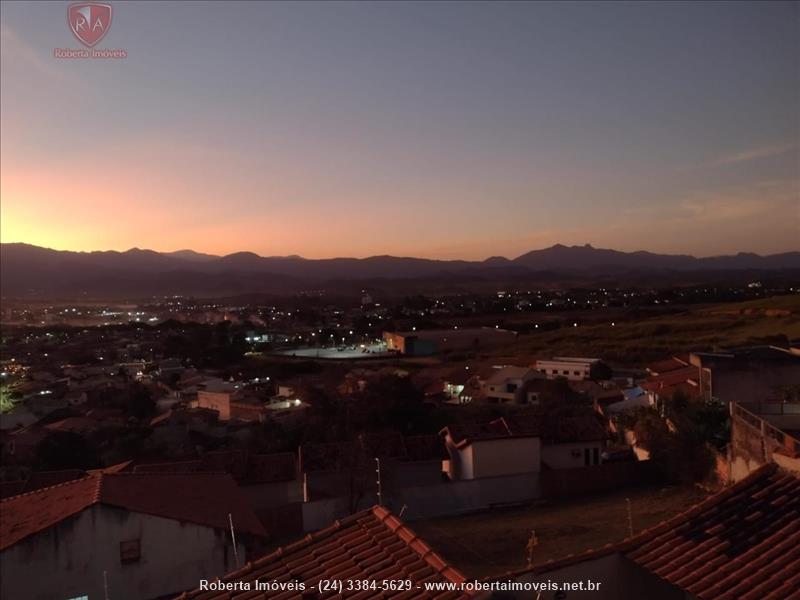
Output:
[732, 402, 800, 458]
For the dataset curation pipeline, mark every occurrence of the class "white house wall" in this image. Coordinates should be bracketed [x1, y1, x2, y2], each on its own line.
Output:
[0, 504, 244, 600]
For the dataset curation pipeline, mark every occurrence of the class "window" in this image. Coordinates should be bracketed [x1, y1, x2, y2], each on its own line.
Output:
[66, 597, 89, 600]
[584, 448, 591, 466]
[593, 447, 600, 465]
[120, 539, 141, 564]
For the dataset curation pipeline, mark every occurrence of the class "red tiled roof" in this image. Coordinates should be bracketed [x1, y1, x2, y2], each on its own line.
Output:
[0, 476, 99, 550]
[175, 505, 467, 600]
[642, 365, 702, 398]
[647, 355, 691, 375]
[510, 464, 800, 600]
[0, 472, 265, 551]
[42, 416, 99, 433]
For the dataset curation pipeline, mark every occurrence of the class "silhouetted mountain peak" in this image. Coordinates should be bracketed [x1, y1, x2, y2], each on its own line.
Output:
[1, 243, 797, 297]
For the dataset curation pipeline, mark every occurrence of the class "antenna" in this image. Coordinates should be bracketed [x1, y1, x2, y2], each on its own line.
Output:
[626, 498, 634, 537]
[399, 504, 408, 518]
[375, 457, 382, 506]
[526, 529, 539, 567]
[103, 570, 109, 600]
[229, 513, 240, 568]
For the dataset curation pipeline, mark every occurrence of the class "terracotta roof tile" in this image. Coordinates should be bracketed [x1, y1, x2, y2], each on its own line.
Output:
[176, 506, 467, 599]
[0, 472, 265, 550]
[504, 464, 800, 600]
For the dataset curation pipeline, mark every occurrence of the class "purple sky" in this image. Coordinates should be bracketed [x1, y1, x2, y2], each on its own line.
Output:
[1, 1, 798, 259]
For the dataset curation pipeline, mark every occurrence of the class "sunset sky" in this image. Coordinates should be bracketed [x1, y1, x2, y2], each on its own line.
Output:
[1, 1, 798, 260]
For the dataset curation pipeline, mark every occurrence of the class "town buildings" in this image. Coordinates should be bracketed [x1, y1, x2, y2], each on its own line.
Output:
[535, 357, 600, 381]
[0, 472, 265, 600]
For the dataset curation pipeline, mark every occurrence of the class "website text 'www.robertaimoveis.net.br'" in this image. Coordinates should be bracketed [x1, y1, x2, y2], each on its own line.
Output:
[200, 578, 603, 595]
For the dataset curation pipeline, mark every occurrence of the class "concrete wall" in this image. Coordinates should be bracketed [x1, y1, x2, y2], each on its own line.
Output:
[450, 444, 475, 479]
[473, 438, 541, 479]
[196, 391, 230, 420]
[241, 479, 304, 510]
[301, 472, 542, 531]
[729, 412, 800, 481]
[710, 364, 800, 405]
[447, 438, 540, 481]
[542, 441, 603, 469]
[493, 553, 686, 599]
[386, 472, 542, 520]
[0, 504, 244, 600]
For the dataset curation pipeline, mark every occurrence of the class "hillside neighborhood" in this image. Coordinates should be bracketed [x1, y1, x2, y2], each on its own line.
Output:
[1, 290, 798, 599]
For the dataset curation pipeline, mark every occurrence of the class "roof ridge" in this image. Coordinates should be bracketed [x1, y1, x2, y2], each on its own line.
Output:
[232, 508, 368, 575]
[371, 505, 467, 584]
[93, 472, 104, 502]
[491, 463, 785, 581]
[0, 472, 95, 503]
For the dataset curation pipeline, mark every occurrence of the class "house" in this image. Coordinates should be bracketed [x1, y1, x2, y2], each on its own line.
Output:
[483, 366, 540, 404]
[383, 327, 517, 356]
[300, 432, 447, 503]
[135, 449, 303, 511]
[490, 463, 799, 599]
[535, 357, 600, 381]
[196, 380, 237, 420]
[569, 379, 625, 408]
[440, 420, 541, 480]
[690, 345, 800, 405]
[0, 472, 266, 600]
[604, 385, 652, 415]
[175, 505, 466, 599]
[642, 358, 703, 406]
[537, 414, 610, 469]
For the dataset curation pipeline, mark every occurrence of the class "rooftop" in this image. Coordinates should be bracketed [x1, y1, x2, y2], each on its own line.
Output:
[512, 463, 800, 599]
[0, 472, 265, 550]
[176, 505, 466, 600]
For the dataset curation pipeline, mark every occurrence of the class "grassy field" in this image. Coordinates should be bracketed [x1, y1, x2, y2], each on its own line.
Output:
[411, 484, 710, 579]
[487, 295, 800, 365]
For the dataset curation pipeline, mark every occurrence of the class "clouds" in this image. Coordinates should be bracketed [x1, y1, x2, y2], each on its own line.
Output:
[710, 143, 798, 166]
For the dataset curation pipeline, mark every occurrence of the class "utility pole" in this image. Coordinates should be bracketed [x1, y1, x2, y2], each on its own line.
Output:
[375, 457, 383, 506]
[229, 513, 240, 568]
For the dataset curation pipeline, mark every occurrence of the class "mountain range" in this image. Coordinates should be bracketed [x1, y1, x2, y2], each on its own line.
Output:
[1, 243, 798, 298]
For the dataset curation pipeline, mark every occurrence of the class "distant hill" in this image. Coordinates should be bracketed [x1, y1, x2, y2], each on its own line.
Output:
[1, 242, 798, 298]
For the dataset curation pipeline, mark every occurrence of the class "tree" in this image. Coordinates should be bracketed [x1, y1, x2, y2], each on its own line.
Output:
[589, 361, 613, 381]
[360, 375, 430, 435]
[127, 384, 156, 420]
[34, 431, 100, 470]
[628, 405, 716, 484]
